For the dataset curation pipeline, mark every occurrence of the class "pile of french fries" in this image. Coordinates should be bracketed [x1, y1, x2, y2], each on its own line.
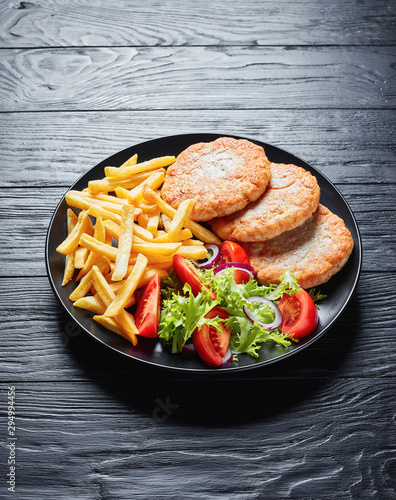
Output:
[56, 153, 221, 346]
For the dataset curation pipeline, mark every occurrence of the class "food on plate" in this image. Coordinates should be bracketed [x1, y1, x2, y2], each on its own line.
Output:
[55, 137, 355, 368]
[242, 204, 354, 289]
[56, 151, 223, 346]
[161, 137, 271, 221]
[211, 162, 320, 242]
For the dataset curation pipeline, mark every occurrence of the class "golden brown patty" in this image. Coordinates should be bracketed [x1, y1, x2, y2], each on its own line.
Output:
[161, 137, 271, 222]
[211, 162, 320, 242]
[242, 204, 354, 289]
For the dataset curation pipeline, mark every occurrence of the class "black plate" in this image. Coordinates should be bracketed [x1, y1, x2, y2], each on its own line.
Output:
[46, 133, 362, 373]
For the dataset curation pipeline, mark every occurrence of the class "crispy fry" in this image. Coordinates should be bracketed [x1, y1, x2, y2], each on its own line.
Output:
[61, 209, 78, 286]
[176, 245, 208, 260]
[131, 241, 181, 257]
[104, 156, 175, 180]
[74, 246, 90, 269]
[181, 238, 205, 246]
[56, 210, 94, 255]
[112, 205, 135, 281]
[104, 254, 148, 318]
[79, 233, 118, 261]
[128, 170, 165, 204]
[87, 169, 166, 194]
[153, 228, 193, 243]
[76, 216, 106, 280]
[73, 295, 106, 315]
[146, 214, 160, 236]
[142, 185, 221, 245]
[103, 219, 153, 242]
[167, 199, 196, 241]
[119, 153, 138, 168]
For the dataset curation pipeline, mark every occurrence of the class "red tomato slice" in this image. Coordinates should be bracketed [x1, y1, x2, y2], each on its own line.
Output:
[173, 255, 216, 300]
[277, 289, 318, 339]
[220, 241, 251, 284]
[193, 307, 231, 366]
[134, 273, 161, 338]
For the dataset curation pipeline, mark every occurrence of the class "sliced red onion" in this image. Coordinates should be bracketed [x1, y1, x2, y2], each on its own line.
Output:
[220, 348, 233, 366]
[195, 244, 221, 269]
[243, 296, 282, 330]
[182, 343, 197, 357]
[214, 262, 255, 280]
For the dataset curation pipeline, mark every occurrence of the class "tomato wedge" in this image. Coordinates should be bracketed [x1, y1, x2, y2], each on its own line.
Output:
[277, 289, 318, 339]
[134, 273, 161, 338]
[173, 255, 216, 300]
[193, 307, 231, 366]
[220, 241, 251, 284]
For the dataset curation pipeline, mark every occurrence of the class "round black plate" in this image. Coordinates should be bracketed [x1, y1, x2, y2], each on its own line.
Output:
[46, 133, 362, 372]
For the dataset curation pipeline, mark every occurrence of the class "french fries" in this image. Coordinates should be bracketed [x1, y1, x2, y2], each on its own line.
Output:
[56, 150, 221, 347]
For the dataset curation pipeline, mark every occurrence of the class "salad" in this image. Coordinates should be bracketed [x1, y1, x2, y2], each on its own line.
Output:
[134, 240, 321, 367]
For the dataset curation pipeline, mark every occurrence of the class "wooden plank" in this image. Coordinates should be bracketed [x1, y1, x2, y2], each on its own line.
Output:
[0, 378, 394, 499]
[0, 46, 394, 112]
[0, 0, 394, 47]
[1, 184, 394, 276]
[0, 272, 394, 381]
[0, 109, 395, 187]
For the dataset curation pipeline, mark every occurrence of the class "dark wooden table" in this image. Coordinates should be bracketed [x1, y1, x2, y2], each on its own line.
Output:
[1, 1, 395, 498]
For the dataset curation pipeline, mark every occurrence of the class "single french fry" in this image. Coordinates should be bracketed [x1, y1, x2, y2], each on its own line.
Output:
[56, 211, 94, 255]
[104, 254, 148, 318]
[93, 315, 137, 345]
[104, 156, 175, 180]
[79, 233, 118, 261]
[61, 209, 79, 286]
[87, 169, 166, 194]
[131, 241, 181, 257]
[142, 185, 221, 245]
[146, 214, 160, 236]
[176, 245, 208, 260]
[87, 192, 128, 205]
[114, 186, 133, 203]
[181, 238, 205, 246]
[119, 153, 138, 168]
[73, 295, 106, 315]
[87, 205, 121, 224]
[128, 170, 165, 204]
[153, 228, 193, 243]
[137, 212, 149, 228]
[167, 199, 196, 241]
[112, 205, 135, 281]
[74, 246, 90, 269]
[75, 216, 106, 280]
[161, 213, 172, 232]
[103, 219, 153, 242]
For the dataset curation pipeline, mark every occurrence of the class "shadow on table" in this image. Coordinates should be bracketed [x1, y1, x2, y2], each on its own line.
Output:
[62, 292, 361, 428]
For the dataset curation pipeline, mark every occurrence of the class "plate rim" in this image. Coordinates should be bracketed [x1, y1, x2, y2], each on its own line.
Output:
[45, 133, 362, 373]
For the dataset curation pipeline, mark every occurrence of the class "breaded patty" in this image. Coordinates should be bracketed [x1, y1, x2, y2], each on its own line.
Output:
[242, 204, 354, 289]
[211, 162, 320, 242]
[161, 137, 271, 222]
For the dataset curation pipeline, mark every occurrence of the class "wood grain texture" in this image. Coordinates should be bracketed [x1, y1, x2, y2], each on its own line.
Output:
[0, 378, 394, 499]
[0, 46, 395, 112]
[0, 0, 395, 47]
[1, 110, 395, 187]
[0, 272, 394, 381]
